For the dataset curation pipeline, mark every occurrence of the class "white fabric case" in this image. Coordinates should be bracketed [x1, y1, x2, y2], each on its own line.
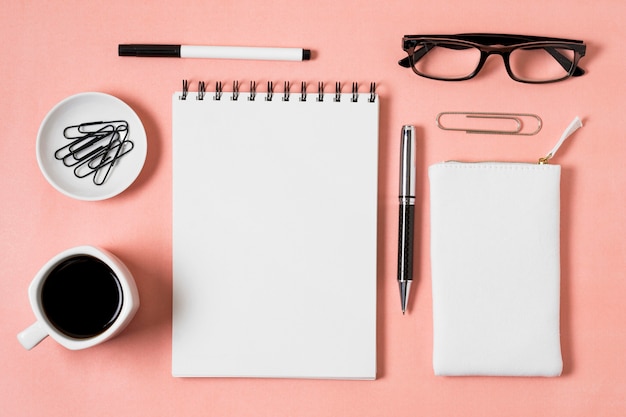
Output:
[429, 162, 563, 377]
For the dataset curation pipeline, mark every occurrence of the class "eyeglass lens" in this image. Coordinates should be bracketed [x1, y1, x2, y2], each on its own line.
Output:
[413, 43, 480, 79]
[509, 46, 575, 82]
[412, 42, 577, 82]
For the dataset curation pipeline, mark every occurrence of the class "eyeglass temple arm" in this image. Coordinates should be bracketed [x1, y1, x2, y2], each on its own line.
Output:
[398, 44, 446, 68]
[543, 47, 585, 76]
[398, 56, 411, 67]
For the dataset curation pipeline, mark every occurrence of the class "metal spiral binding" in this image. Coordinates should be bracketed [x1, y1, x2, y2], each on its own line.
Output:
[334, 82, 341, 102]
[317, 82, 324, 102]
[197, 81, 205, 100]
[179, 80, 378, 103]
[180, 79, 188, 100]
[265, 81, 274, 101]
[231, 80, 239, 101]
[369, 82, 376, 103]
[214, 82, 223, 101]
[299, 82, 307, 102]
[248, 81, 257, 101]
[351, 82, 359, 102]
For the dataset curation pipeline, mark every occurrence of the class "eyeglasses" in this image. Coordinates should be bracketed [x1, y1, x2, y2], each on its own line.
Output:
[399, 33, 586, 83]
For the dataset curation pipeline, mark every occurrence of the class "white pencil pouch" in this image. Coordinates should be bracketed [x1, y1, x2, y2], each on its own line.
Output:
[428, 117, 581, 377]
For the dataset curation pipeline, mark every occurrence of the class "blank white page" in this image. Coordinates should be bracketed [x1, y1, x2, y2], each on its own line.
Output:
[172, 87, 378, 379]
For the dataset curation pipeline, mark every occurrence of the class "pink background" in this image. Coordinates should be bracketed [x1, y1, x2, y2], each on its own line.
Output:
[3, 0, 625, 415]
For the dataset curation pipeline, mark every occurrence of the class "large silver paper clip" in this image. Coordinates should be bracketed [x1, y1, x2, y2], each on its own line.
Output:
[436, 112, 543, 136]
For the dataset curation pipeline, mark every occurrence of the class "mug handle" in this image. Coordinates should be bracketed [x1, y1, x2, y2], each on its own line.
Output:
[17, 321, 48, 350]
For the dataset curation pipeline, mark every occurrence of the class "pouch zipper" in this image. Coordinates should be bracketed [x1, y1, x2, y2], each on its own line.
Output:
[537, 117, 582, 164]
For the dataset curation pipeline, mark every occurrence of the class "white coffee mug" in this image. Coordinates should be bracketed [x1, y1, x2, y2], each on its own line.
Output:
[18, 245, 140, 350]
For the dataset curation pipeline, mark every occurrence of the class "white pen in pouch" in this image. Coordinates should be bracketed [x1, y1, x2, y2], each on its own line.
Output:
[398, 125, 416, 314]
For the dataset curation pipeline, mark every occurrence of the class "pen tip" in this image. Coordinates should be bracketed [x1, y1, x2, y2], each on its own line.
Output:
[398, 280, 411, 315]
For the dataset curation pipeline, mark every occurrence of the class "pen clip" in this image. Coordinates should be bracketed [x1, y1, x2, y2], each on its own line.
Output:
[399, 125, 416, 200]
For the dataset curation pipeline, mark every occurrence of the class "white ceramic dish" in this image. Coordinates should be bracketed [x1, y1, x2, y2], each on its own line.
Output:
[36, 92, 147, 201]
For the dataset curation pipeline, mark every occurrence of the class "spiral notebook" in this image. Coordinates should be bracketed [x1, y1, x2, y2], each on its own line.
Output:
[172, 80, 379, 379]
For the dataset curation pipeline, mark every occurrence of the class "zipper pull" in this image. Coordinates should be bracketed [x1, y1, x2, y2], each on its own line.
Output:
[538, 117, 583, 164]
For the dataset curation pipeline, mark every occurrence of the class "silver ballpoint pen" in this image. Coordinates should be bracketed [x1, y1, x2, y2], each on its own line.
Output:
[398, 125, 416, 314]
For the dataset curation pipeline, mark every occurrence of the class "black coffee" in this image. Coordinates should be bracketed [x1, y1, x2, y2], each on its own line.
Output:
[41, 255, 123, 339]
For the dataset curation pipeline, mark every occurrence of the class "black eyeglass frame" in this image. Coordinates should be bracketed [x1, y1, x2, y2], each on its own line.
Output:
[399, 33, 587, 83]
